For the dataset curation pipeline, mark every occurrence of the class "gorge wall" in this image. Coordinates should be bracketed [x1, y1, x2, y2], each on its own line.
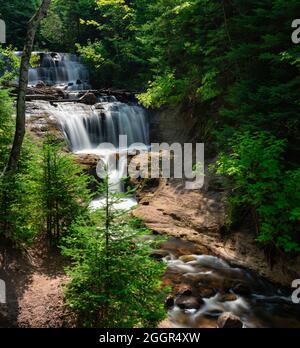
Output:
[149, 105, 203, 145]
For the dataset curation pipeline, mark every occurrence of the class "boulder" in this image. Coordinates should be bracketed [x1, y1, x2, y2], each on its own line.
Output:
[26, 113, 65, 142]
[233, 283, 252, 296]
[179, 255, 197, 263]
[165, 296, 175, 309]
[73, 153, 100, 170]
[217, 312, 243, 328]
[219, 293, 238, 302]
[175, 296, 204, 310]
[177, 287, 193, 297]
[35, 80, 46, 88]
[73, 154, 100, 190]
[197, 287, 217, 298]
[94, 103, 105, 110]
[150, 250, 169, 260]
[79, 92, 97, 105]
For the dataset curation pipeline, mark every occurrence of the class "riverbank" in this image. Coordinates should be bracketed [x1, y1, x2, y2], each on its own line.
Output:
[133, 178, 300, 288]
[1, 184, 300, 328]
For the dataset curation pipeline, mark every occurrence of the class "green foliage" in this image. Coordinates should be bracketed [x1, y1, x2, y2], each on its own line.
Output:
[0, 138, 43, 245]
[137, 0, 211, 106]
[40, 0, 99, 51]
[197, 70, 221, 102]
[61, 175, 168, 328]
[0, 88, 14, 168]
[0, 0, 97, 50]
[42, 136, 91, 240]
[0, 45, 19, 84]
[215, 132, 300, 253]
[1, 0, 299, 261]
[138, 71, 189, 108]
[74, 0, 300, 162]
[0, 0, 40, 49]
[40, 7, 65, 47]
[0, 127, 91, 245]
[76, 0, 152, 89]
[76, 41, 115, 88]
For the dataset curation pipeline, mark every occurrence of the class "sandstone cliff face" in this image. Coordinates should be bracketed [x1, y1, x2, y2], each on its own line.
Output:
[137, 106, 300, 287]
[26, 98, 300, 287]
[26, 102, 65, 142]
[149, 105, 202, 145]
[134, 176, 300, 287]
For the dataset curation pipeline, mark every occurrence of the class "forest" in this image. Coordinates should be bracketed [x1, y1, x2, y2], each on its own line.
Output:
[0, 0, 300, 330]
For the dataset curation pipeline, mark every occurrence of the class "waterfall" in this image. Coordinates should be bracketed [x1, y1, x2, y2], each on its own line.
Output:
[16, 52, 91, 90]
[48, 101, 149, 152]
[23, 51, 148, 209]
[33, 98, 149, 209]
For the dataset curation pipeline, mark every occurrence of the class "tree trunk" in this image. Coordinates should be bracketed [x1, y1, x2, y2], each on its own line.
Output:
[3, 0, 51, 175]
[105, 175, 110, 265]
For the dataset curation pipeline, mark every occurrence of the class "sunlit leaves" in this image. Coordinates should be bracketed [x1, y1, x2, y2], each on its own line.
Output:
[215, 132, 300, 253]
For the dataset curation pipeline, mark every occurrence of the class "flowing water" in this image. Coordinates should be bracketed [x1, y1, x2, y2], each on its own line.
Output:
[159, 238, 300, 328]
[54, 98, 149, 151]
[28, 98, 149, 209]
[16, 52, 91, 90]
[25, 52, 300, 328]
[56, 99, 149, 205]
[25, 52, 149, 208]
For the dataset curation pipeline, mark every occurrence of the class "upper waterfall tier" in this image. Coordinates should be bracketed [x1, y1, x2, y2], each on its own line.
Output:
[26, 98, 150, 153]
[16, 52, 91, 90]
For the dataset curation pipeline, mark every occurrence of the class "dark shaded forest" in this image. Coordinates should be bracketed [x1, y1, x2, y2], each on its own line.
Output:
[1, 0, 300, 329]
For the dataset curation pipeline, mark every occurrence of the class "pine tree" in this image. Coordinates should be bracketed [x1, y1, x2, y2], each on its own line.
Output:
[61, 171, 168, 328]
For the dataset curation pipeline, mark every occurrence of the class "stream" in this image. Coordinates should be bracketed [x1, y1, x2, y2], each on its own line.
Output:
[26, 52, 300, 328]
[159, 238, 300, 328]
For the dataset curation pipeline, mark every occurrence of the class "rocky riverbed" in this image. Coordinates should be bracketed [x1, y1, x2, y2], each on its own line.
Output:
[158, 237, 300, 328]
[134, 177, 300, 288]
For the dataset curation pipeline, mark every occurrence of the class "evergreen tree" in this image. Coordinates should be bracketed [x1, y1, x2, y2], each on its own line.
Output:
[42, 136, 91, 240]
[62, 172, 168, 328]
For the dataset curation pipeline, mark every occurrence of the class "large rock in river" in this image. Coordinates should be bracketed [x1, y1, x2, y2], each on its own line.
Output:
[175, 296, 204, 310]
[217, 312, 243, 328]
[79, 92, 97, 105]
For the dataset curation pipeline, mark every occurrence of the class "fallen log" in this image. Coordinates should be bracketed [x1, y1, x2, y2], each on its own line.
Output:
[49, 99, 80, 104]
[12, 87, 139, 104]
[25, 95, 59, 101]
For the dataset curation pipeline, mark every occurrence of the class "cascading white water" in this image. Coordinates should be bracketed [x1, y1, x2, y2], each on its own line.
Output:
[56, 100, 149, 151]
[49, 100, 149, 151]
[34, 99, 149, 209]
[16, 52, 91, 90]
[160, 238, 300, 328]
[23, 51, 148, 209]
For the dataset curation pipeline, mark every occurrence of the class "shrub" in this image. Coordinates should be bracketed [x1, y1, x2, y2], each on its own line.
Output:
[0, 134, 92, 245]
[215, 131, 300, 253]
[0, 138, 43, 245]
[41, 136, 91, 240]
[61, 175, 168, 328]
[0, 45, 19, 84]
[0, 87, 43, 244]
[0, 88, 14, 170]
